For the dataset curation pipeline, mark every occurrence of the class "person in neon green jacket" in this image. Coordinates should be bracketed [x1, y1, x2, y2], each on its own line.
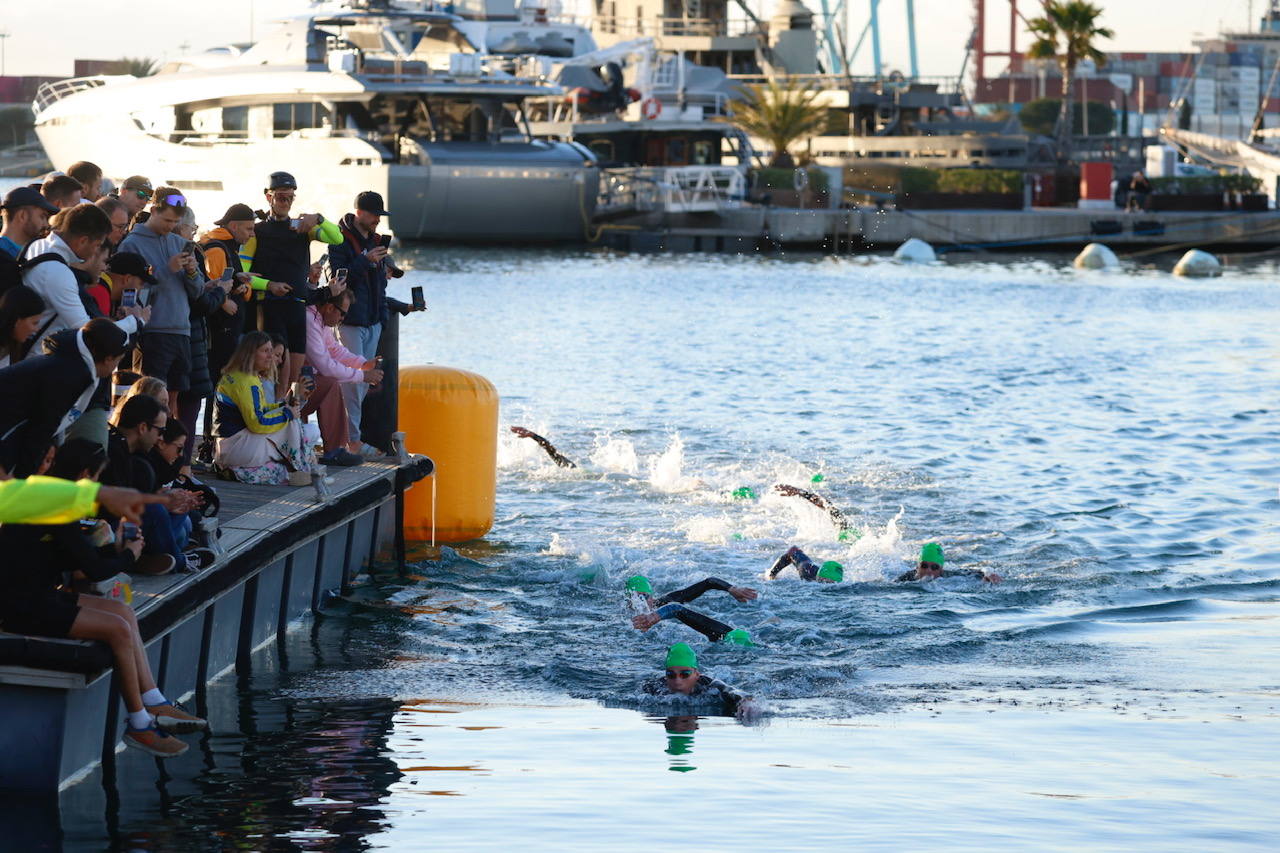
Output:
[0, 475, 164, 524]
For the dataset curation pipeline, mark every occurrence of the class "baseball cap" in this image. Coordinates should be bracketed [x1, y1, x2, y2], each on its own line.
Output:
[214, 203, 257, 226]
[106, 251, 158, 285]
[356, 190, 390, 216]
[121, 176, 153, 195]
[2, 186, 58, 214]
[267, 171, 298, 190]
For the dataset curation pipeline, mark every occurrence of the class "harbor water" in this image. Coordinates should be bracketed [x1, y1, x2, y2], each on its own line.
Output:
[45, 247, 1280, 848]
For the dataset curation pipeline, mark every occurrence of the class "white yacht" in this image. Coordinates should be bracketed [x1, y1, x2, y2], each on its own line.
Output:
[32, 0, 599, 242]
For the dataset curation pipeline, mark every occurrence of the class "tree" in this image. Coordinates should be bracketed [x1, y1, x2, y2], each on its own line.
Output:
[1026, 1, 1114, 158]
[1019, 98, 1114, 137]
[723, 77, 827, 168]
[107, 57, 158, 77]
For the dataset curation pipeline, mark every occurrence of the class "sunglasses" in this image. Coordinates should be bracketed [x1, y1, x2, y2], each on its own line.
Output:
[665, 669, 695, 680]
[131, 188, 150, 200]
[161, 193, 187, 208]
[918, 562, 943, 572]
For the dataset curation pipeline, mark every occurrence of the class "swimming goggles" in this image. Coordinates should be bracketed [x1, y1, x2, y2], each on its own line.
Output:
[665, 669, 695, 680]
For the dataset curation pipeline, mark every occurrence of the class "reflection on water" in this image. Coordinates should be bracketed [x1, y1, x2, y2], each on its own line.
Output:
[45, 249, 1280, 847]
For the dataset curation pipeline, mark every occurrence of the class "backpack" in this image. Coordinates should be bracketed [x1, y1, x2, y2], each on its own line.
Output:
[16, 250, 73, 353]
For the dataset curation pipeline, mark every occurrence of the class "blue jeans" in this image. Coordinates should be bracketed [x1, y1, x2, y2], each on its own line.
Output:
[142, 504, 191, 561]
[337, 322, 381, 444]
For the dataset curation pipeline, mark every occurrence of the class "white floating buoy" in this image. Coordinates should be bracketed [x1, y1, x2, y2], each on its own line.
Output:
[893, 238, 936, 263]
[1073, 242, 1119, 270]
[1172, 249, 1222, 278]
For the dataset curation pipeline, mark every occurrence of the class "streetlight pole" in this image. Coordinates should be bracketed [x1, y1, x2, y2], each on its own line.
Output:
[0, 31, 10, 77]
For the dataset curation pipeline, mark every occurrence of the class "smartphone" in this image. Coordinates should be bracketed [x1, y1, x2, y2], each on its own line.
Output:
[333, 268, 348, 286]
[121, 522, 140, 542]
[411, 286, 425, 310]
[289, 218, 302, 230]
[121, 289, 138, 308]
[184, 240, 197, 255]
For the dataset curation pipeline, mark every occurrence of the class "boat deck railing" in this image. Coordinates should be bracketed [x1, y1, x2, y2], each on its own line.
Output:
[599, 164, 746, 214]
[33, 76, 131, 113]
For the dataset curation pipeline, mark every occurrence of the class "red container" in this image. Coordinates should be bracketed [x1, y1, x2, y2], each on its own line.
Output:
[1080, 162, 1114, 201]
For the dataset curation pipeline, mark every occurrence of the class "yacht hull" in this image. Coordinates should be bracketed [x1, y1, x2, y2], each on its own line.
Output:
[36, 116, 596, 242]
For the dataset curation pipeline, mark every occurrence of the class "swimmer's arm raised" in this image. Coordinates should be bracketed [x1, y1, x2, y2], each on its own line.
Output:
[653, 603, 732, 642]
[509, 426, 577, 468]
[776, 483, 852, 531]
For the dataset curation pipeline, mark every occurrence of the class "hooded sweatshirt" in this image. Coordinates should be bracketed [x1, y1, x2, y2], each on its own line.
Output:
[22, 232, 138, 350]
[118, 219, 201, 335]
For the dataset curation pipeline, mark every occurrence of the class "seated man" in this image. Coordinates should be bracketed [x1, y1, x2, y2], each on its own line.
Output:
[895, 542, 1003, 584]
[304, 289, 383, 467]
[627, 574, 757, 645]
[766, 546, 844, 583]
[641, 643, 757, 719]
[0, 438, 205, 758]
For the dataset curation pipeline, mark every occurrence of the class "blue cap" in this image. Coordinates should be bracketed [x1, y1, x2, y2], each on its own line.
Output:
[2, 186, 58, 214]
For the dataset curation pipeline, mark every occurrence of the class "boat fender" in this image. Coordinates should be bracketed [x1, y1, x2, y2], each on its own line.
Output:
[1073, 242, 1119, 270]
[1172, 249, 1222, 278]
[641, 97, 662, 120]
[892, 238, 936, 263]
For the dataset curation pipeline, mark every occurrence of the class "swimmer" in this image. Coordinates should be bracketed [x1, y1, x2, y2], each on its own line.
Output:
[766, 546, 843, 583]
[895, 543, 1003, 584]
[627, 575, 757, 644]
[509, 426, 576, 468]
[642, 643, 757, 719]
[773, 483, 857, 538]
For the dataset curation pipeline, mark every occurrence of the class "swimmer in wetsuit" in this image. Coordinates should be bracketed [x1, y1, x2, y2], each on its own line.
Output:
[766, 546, 844, 583]
[509, 426, 576, 468]
[894, 542, 1003, 584]
[641, 643, 757, 719]
[627, 575, 757, 645]
[774, 483, 858, 539]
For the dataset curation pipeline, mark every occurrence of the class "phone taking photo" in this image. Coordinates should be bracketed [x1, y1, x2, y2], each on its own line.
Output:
[121, 289, 138, 308]
[411, 286, 425, 310]
[334, 268, 349, 286]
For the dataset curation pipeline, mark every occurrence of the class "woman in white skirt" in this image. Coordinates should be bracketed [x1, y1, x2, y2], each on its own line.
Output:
[213, 331, 315, 485]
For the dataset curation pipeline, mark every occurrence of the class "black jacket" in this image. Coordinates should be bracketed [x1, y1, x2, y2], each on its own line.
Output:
[0, 328, 97, 476]
[327, 214, 390, 327]
[187, 277, 228, 399]
[102, 426, 156, 492]
[0, 521, 136, 601]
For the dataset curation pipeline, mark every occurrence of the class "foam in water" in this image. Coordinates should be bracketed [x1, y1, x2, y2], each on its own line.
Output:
[647, 435, 702, 492]
[589, 434, 640, 475]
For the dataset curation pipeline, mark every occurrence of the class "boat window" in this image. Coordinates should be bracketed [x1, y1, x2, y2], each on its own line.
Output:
[667, 137, 688, 165]
[589, 140, 615, 162]
[693, 140, 713, 165]
[273, 102, 331, 134]
[222, 106, 248, 135]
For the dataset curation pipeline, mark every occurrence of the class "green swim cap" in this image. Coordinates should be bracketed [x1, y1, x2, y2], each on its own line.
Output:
[920, 542, 945, 567]
[817, 561, 844, 582]
[625, 575, 653, 594]
[665, 643, 698, 669]
[811, 473, 824, 483]
[731, 487, 758, 500]
[837, 528, 863, 542]
[731, 533, 745, 541]
[722, 629, 754, 647]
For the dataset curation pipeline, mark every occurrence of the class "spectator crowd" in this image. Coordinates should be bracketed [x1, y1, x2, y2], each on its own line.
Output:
[0, 161, 421, 758]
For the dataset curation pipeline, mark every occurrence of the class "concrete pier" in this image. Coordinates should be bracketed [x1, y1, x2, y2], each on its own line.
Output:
[596, 207, 1280, 253]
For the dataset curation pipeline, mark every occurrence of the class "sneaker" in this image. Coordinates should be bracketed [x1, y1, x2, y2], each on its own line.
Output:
[358, 444, 387, 460]
[319, 448, 363, 467]
[147, 701, 208, 733]
[134, 554, 176, 576]
[181, 547, 217, 571]
[124, 723, 189, 757]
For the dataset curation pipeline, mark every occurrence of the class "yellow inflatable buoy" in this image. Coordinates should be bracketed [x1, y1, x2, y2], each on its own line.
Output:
[399, 365, 499, 543]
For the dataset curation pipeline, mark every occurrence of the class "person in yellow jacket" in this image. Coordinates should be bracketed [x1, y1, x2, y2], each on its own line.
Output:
[212, 331, 315, 484]
[0, 475, 164, 524]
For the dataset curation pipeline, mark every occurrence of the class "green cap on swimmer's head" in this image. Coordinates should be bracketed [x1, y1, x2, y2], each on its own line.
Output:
[811, 474, 824, 483]
[625, 575, 653, 595]
[722, 629, 754, 647]
[665, 643, 698, 670]
[817, 561, 844, 583]
[731, 487, 758, 500]
[920, 542, 945, 567]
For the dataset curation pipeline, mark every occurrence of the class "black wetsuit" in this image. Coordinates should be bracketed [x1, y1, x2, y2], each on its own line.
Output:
[894, 568, 987, 582]
[767, 547, 826, 582]
[641, 674, 749, 715]
[646, 577, 737, 642]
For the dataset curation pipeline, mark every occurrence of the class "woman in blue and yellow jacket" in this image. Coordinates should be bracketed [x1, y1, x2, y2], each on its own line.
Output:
[213, 330, 314, 483]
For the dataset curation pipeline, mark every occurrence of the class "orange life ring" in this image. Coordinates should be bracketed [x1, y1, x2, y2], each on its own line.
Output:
[641, 97, 662, 120]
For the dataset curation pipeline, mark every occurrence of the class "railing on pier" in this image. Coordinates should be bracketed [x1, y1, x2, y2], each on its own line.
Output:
[599, 165, 746, 214]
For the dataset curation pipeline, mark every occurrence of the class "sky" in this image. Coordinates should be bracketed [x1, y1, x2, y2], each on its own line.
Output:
[0, 0, 1265, 79]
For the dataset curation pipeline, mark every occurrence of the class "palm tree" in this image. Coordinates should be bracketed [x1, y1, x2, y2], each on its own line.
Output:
[723, 77, 827, 168]
[1026, 1, 1114, 158]
[108, 57, 159, 77]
